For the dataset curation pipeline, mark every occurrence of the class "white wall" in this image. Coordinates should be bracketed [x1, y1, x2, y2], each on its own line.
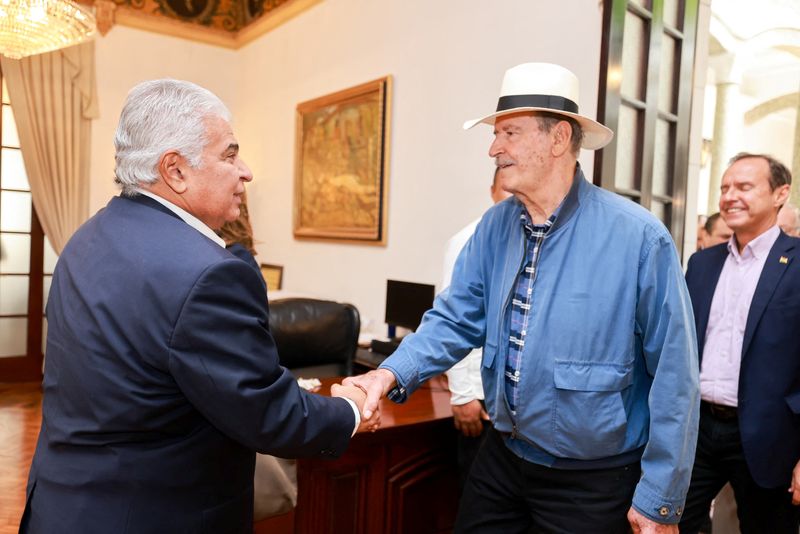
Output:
[90, 26, 239, 213]
[233, 0, 604, 329]
[86, 1, 605, 331]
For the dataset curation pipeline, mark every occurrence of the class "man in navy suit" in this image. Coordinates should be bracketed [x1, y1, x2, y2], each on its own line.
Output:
[20, 79, 375, 533]
[680, 153, 800, 533]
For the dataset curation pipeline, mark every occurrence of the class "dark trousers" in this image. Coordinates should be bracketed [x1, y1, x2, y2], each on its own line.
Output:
[456, 419, 490, 492]
[679, 403, 800, 534]
[455, 427, 640, 534]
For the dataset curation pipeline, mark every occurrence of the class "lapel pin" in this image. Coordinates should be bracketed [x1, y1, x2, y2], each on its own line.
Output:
[780, 256, 789, 264]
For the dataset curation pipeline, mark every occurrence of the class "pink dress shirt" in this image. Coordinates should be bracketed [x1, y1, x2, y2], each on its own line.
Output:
[699, 225, 780, 407]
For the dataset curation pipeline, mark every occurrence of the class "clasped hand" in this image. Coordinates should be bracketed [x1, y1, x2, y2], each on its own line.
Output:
[330, 383, 381, 433]
[331, 369, 397, 433]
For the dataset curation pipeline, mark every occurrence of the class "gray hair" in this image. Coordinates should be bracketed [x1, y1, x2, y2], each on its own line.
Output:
[114, 79, 231, 196]
[534, 111, 584, 156]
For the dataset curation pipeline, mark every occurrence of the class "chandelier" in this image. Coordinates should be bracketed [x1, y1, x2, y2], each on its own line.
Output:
[0, 0, 96, 60]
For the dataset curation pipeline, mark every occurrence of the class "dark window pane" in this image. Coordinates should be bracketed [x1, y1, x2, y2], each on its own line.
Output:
[2, 105, 19, 148]
[621, 11, 648, 101]
[0, 233, 30, 274]
[653, 119, 674, 197]
[1, 148, 29, 190]
[650, 200, 671, 228]
[659, 34, 679, 114]
[614, 105, 643, 191]
[663, 0, 681, 29]
[43, 236, 58, 274]
[1, 190, 32, 232]
[0, 317, 27, 357]
[0, 274, 29, 314]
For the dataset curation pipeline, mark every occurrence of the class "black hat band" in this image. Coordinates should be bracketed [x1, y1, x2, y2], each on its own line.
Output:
[496, 94, 579, 114]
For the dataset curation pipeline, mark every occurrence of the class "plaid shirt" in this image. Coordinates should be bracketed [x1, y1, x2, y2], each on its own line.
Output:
[504, 209, 557, 414]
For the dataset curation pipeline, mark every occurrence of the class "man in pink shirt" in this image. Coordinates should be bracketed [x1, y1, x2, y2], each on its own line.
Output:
[681, 153, 800, 533]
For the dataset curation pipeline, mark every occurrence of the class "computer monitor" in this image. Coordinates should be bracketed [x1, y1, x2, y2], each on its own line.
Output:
[384, 279, 435, 333]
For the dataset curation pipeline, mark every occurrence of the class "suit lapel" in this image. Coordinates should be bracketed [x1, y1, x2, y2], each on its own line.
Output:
[695, 247, 728, 357]
[741, 233, 795, 358]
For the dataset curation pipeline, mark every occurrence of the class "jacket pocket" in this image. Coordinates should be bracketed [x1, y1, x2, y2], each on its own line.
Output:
[553, 360, 632, 459]
[201, 489, 251, 534]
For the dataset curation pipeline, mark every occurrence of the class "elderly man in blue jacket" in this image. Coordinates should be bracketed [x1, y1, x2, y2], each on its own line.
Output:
[346, 62, 699, 533]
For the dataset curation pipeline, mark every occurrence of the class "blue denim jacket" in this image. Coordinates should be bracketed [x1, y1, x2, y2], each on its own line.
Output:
[381, 169, 699, 524]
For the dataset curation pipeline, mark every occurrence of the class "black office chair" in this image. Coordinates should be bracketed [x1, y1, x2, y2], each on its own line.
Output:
[268, 298, 360, 378]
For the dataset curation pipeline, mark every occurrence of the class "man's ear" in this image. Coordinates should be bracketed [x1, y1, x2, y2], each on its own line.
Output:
[158, 151, 188, 194]
[551, 121, 572, 157]
[775, 184, 790, 208]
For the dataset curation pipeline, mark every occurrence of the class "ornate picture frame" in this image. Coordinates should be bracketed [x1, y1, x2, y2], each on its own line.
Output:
[293, 76, 392, 244]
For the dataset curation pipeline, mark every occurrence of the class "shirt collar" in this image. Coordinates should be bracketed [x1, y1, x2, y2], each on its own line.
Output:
[517, 162, 582, 235]
[519, 197, 562, 236]
[135, 188, 226, 248]
[727, 224, 780, 261]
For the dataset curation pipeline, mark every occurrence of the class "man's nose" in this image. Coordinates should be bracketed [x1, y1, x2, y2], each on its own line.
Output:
[239, 158, 253, 182]
[489, 137, 503, 158]
[719, 188, 736, 209]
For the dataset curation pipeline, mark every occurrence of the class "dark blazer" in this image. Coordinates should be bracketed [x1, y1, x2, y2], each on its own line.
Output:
[685, 231, 800, 488]
[21, 195, 354, 533]
[227, 242, 260, 275]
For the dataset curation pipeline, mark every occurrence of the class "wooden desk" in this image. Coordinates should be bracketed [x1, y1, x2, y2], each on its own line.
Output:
[257, 375, 459, 534]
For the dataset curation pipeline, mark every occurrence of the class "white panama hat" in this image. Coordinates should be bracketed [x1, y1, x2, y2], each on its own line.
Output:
[463, 62, 614, 150]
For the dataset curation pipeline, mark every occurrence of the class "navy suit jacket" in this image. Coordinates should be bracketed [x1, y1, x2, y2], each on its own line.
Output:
[21, 195, 354, 533]
[686, 232, 800, 488]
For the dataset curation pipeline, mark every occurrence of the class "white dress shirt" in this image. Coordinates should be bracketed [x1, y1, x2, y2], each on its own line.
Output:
[700, 225, 780, 407]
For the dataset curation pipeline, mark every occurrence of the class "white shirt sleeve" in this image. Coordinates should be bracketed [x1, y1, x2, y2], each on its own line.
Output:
[441, 219, 484, 406]
[340, 397, 361, 436]
[446, 348, 484, 405]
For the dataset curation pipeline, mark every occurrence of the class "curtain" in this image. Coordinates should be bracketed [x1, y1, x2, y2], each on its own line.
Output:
[1, 41, 99, 254]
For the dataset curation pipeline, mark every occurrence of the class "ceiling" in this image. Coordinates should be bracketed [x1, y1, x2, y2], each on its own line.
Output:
[712, 0, 800, 41]
[709, 0, 800, 98]
[93, 0, 321, 48]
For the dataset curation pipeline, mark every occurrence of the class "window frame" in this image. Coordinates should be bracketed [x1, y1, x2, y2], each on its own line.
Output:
[594, 0, 700, 259]
[0, 78, 45, 382]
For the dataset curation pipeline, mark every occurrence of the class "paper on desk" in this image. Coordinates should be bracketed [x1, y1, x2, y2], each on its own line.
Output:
[297, 377, 321, 391]
[358, 332, 390, 348]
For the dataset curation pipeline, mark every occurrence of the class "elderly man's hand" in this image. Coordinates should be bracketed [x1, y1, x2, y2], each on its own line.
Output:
[452, 399, 489, 437]
[330, 383, 381, 433]
[342, 369, 396, 421]
[627, 507, 678, 533]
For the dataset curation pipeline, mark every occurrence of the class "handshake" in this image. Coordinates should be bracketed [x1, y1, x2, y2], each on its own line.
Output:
[330, 369, 398, 434]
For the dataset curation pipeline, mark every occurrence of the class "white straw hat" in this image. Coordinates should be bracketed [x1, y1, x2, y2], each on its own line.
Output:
[463, 62, 614, 150]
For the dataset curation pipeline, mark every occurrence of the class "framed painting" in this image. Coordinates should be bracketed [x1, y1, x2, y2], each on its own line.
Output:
[259, 263, 283, 291]
[293, 76, 392, 244]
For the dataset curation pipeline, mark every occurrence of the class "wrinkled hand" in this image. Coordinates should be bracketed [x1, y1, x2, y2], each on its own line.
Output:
[788, 459, 800, 505]
[330, 383, 381, 433]
[452, 399, 489, 437]
[628, 507, 677, 534]
[342, 369, 396, 421]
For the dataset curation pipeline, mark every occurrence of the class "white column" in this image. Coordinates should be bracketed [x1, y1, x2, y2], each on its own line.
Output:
[707, 54, 743, 214]
[792, 86, 800, 207]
